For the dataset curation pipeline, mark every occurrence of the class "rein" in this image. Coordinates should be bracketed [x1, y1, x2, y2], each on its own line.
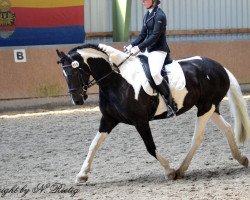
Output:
[86, 53, 133, 89]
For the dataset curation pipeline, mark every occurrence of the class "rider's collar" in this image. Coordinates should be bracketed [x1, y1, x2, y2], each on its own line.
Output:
[148, 8, 153, 13]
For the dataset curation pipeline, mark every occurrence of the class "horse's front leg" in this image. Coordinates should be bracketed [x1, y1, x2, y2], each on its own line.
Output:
[76, 131, 108, 184]
[135, 120, 176, 179]
[76, 116, 118, 184]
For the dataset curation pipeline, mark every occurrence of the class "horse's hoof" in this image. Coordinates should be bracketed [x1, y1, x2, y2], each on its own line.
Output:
[175, 169, 184, 179]
[166, 169, 176, 180]
[242, 156, 249, 167]
[75, 175, 88, 185]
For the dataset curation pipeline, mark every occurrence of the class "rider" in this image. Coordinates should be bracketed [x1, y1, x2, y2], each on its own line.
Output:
[124, 0, 177, 117]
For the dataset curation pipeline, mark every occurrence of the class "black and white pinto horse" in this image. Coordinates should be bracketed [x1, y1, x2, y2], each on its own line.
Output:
[56, 43, 250, 184]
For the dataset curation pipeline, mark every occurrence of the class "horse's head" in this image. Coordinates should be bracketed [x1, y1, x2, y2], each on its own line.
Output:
[57, 43, 133, 104]
[56, 49, 90, 105]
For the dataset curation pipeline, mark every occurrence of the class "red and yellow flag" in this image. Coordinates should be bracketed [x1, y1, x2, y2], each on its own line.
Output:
[0, 0, 85, 46]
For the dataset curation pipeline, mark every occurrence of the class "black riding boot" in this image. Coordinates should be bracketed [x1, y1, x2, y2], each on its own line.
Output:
[157, 79, 177, 118]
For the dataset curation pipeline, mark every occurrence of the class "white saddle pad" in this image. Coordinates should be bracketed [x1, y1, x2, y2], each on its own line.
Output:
[154, 61, 187, 116]
[164, 61, 186, 90]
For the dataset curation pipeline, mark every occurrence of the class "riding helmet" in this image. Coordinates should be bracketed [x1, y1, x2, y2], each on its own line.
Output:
[153, 0, 161, 7]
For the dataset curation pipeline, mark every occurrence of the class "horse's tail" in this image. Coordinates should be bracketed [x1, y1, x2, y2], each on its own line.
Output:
[225, 68, 250, 144]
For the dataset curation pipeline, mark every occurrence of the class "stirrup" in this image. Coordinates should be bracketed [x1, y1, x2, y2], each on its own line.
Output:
[166, 105, 176, 118]
[161, 95, 177, 118]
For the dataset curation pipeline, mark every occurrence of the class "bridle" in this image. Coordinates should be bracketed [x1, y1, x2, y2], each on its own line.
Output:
[62, 52, 133, 95]
[61, 64, 89, 99]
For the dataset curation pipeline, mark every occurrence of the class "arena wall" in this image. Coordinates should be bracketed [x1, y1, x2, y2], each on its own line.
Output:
[0, 40, 250, 100]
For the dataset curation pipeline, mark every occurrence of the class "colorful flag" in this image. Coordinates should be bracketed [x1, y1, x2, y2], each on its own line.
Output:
[0, 0, 85, 46]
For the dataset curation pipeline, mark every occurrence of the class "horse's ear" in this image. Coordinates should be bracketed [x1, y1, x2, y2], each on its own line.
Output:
[60, 51, 68, 58]
[56, 50, 67, 58]
[56, 49, 62, 58]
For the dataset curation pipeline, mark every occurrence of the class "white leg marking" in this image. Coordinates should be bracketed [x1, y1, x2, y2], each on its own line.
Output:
[177, 105, 215, 178]
[211, 113, 248, 166]
[156, 150, 175, 179]
[76, 132, 108, 184]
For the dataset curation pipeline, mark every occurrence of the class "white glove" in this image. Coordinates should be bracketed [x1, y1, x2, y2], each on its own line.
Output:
[131, 46, 140, 55]
[124, 44, 132, 53]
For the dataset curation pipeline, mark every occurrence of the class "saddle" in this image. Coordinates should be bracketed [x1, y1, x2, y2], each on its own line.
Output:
[138, 54, 173, 90]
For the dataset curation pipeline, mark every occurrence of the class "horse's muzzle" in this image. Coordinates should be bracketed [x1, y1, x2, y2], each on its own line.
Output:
[69, 88, 88, 105]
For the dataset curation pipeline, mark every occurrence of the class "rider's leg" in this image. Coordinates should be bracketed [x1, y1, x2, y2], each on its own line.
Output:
[148, 51, 177, 116]
[148, 51, 167, 86]
[157, 79, 177, 116]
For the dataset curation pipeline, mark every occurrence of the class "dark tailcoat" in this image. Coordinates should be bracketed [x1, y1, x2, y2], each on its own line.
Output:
[131, 6, 170, 53]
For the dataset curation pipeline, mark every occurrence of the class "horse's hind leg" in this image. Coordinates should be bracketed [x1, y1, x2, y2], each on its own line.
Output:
[175, 105, 216, 179]
[211, 112, 249, 167]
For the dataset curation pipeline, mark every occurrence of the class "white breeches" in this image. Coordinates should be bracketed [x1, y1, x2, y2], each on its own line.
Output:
[142, 50, 167, 85]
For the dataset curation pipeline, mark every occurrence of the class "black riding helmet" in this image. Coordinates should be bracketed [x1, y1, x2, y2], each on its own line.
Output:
[153, 0, 161, 7]
[142, 0, 161, 9]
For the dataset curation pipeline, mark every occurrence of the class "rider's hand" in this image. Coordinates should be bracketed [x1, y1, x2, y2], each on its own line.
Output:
[124, 44, 132, 53]
[131, 46, 140, 55]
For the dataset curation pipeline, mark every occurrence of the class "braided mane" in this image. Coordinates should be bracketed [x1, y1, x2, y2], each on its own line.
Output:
[68, 44, 107, 56]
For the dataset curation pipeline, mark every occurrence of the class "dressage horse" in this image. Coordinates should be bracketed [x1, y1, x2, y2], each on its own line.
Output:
[56, 43, 250, 184]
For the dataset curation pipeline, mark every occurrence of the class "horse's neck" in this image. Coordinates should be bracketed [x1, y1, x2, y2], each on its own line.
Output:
[96, 44, 146, 99]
